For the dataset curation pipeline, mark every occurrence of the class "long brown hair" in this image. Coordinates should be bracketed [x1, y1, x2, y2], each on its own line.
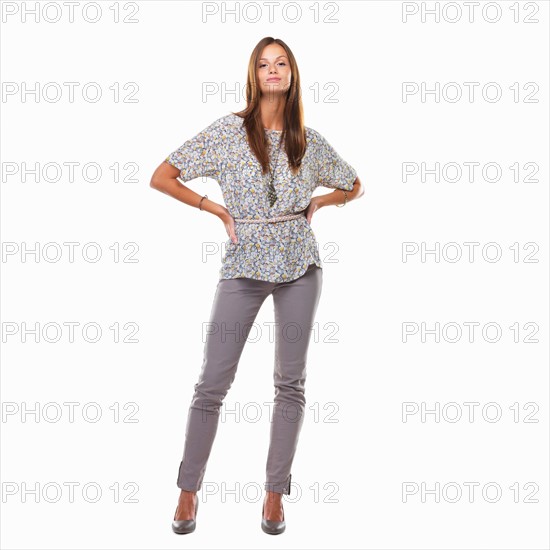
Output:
[232, 37, 306, 177]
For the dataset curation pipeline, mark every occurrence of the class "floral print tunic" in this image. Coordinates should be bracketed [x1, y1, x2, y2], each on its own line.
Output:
[165, 112, 357, 283]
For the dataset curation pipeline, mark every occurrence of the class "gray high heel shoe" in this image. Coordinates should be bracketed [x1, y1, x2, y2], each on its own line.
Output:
[172, 493, 199, 535]
[261, 500, 286, 535]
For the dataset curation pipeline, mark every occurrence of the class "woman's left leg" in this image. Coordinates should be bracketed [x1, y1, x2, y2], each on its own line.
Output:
[265, 264, 323, 495]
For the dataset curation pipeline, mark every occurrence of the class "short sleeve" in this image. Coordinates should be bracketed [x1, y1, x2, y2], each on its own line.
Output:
[164, 118, 222, 183]
[314, 131, 357, 191]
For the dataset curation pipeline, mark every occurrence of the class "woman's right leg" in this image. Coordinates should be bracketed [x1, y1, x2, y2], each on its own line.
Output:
[176, 276, 274, 494]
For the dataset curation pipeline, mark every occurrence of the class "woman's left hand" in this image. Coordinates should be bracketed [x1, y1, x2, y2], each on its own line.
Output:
[304, 196, 322, 224]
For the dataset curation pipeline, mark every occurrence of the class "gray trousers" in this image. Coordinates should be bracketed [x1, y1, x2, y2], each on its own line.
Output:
[176, 263, 323, 495]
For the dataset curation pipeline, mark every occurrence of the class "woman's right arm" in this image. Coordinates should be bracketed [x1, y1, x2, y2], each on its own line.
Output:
[149, 161, 238, 243]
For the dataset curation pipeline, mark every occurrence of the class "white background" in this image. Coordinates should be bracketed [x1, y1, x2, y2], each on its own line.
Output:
[1, 1, 548, 549]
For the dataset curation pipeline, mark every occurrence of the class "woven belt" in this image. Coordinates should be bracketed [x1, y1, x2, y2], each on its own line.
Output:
[234, 211, 305, 224]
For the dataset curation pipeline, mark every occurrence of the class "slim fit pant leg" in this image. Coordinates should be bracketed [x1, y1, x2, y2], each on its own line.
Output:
[265, 264, 323, 494]
[177, 277, 274, 492]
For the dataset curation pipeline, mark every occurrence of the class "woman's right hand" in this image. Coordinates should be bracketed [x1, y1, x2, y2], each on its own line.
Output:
[218, 208, 238, 244]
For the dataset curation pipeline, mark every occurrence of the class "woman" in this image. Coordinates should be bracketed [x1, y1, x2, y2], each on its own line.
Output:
[150, 36, 363, 535]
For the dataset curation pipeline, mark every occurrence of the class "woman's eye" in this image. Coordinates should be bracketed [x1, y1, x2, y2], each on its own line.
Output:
[258, 62, 286, 69]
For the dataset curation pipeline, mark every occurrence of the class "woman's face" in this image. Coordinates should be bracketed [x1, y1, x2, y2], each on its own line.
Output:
[256, 43, 292, 98]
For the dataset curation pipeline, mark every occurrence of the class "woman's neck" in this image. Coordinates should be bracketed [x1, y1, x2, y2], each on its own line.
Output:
[260, 97, 285, 130]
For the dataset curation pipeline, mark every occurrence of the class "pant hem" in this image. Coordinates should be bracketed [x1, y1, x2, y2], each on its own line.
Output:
[265, 474, 292, 495]
[176, 460, 201, 492]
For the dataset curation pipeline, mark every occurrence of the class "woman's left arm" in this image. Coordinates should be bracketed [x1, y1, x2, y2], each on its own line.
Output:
[316, 176, 364, 208]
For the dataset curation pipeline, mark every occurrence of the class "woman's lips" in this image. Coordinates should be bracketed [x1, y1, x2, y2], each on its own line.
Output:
[266, 78, 281, 82]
